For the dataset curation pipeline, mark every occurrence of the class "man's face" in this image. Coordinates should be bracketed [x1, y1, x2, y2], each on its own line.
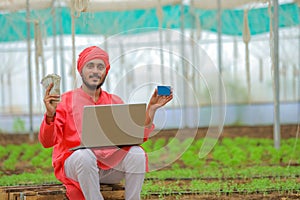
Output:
[81, 59, 107, 90]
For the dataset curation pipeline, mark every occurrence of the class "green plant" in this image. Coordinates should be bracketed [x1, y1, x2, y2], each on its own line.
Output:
[31, 148, 52, 168]
[0, 171, 58, 186]
[2, 144, 24, 170]
[0, 145, 8, 159]
[152, 138, 166, 151]
[141, 139, 153, 152]
[21, 143, 42, 161]
[12, 117, 26, 132]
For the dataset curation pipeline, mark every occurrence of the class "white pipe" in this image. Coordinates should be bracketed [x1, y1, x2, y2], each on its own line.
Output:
[273, 0, 281, 149]
[26, 0, 34, 141]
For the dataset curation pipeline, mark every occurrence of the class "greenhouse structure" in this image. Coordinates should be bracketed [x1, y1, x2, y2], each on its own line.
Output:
[0, 0, 299, 146]
[1, 1, 300, 199]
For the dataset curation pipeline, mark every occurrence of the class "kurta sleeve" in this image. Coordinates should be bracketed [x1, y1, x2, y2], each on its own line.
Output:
[39, 115, 56, 148]
[39, 106, 65, 148]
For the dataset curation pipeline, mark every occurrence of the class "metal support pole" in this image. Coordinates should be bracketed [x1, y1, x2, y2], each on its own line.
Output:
[0, 75, 4, 113]
[159, 28, 165, 84]
[52, 0, 58, 74]
[59, 4, 66, 92]
[180, 1, 187, 127]
[34, 21, 41, 110]
[8, 73, 12, 113]
[190, 5, 197, 94]
[297, 5, 300, 135]
[233, 37, 237, 77]
[71, 9, 76, 86]
[26, 0, 34, 141]
[156, 5, 165, 84]
[273, 0, 281, 149]
[104, 37, 110, 91]
[217, 0, 222, 79]
[217, 0, 223, 123]
[168, 30, 174, 103]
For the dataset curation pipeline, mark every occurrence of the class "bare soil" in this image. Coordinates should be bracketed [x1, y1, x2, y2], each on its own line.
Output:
[1, 124, 298, 146]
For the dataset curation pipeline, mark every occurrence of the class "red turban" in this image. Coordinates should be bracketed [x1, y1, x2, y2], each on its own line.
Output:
[77, 46, 110, 74]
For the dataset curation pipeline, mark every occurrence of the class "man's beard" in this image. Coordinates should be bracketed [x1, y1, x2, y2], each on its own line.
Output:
[81, 74, 106, 90]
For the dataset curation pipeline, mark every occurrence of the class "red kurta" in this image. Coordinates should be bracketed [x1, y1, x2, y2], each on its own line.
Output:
[39, 87, 154, 199]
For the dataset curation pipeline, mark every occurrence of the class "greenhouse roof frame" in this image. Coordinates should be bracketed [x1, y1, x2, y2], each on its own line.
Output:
[1, 0, 297, 11]
[0, 2, 299, 42]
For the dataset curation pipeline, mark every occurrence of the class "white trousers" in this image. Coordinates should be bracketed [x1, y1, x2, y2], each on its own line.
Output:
[64, 146, 146, 200]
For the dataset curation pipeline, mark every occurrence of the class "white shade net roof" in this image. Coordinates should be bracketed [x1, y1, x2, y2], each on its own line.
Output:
[0, 0, 297, 11]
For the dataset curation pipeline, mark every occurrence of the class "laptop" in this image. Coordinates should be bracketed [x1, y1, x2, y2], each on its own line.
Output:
[70, 103, 146, 150]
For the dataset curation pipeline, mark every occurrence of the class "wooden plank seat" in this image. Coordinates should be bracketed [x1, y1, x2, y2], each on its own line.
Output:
[0, 183, 125, 200]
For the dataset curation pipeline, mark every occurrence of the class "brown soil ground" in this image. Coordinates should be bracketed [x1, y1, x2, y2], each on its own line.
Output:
[0, 124, 298, 146]
[1, 124, 299, 200]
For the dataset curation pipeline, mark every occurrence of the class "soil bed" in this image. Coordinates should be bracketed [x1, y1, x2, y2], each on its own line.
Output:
[0, 124, 299, 200]
[1, 124, 298, 145]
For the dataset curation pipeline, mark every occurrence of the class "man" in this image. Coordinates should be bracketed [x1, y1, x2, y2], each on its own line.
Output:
[39, 46, 173, 200]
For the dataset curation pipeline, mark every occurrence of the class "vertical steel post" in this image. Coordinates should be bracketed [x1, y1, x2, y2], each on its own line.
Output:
[273, 0, 281, 149]
[217, 0, 222, 77]
[59, 4, 66, 92]
[0, 75, 4, 113]
[26, 0, 34, 141]
[159, 28, 165, 84]
[52, 0, 58, 74]
[298, 5, 300, 124]
[217, 0, 223, 127]
[180, 1, 187, 127]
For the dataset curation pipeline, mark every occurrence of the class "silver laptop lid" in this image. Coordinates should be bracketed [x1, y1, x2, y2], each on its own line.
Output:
[80, 103, 146, 148]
